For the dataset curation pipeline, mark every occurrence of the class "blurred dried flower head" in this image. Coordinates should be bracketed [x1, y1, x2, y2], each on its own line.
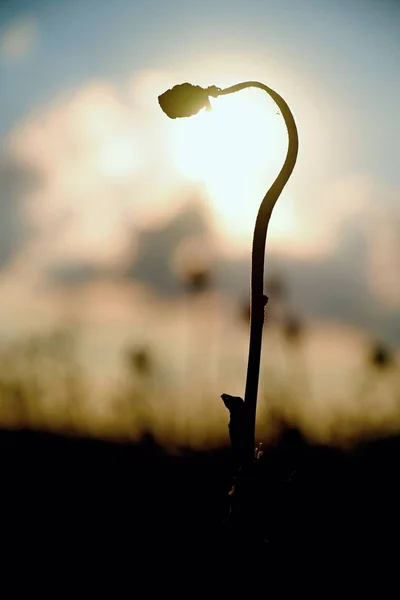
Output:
[368, 342, 394, 371]
[170, 235, 214, 293]
[126, 347, 153, 375]
[282, 314, 304, 343]
[183, 266, 212, 294]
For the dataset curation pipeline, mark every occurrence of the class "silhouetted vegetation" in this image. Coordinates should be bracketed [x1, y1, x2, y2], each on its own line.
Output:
[2, 421, 400, 582]
[0, 312, 398, 586]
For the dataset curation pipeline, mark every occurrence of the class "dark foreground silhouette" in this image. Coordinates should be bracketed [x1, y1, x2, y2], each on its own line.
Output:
[2, 426, 399, 586]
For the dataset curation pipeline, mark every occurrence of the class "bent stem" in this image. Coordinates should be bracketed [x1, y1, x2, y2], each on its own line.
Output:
[212, 82, 299, 465]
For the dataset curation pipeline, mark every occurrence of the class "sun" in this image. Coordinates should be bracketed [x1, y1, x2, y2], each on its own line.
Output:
[167, 86, 290, 246]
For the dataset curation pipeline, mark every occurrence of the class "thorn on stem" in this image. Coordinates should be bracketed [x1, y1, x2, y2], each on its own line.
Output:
[221, 393, 247, 466]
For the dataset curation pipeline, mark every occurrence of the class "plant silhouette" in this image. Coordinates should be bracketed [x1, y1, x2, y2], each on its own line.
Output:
[158, 81, 299, 466]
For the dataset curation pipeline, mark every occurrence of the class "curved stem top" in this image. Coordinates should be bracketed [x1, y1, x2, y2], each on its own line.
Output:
[212, 81, 299, 232]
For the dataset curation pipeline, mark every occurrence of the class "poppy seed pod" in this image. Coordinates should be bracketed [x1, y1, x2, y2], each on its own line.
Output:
[158, 83, 213, 119]
[369, 342, 393, 370]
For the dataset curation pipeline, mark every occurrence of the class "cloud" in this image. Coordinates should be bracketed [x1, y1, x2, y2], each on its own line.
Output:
[117, 198, 400, 345]
[362, 204, 400, 309]
[5, 69, 373, 275]
[122, 198, 212, 296]
[6, 82, 143, 273]
[5, 75, 189, 273]
[0, 155, 41, 267]
[1, 173, 396, 348]
[2, 69, 399, 347]
[45, 261, 109, 289]
[0, 16, 38, 62]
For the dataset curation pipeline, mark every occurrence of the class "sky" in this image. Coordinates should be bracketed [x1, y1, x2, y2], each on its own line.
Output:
[0, 0, 399, 400]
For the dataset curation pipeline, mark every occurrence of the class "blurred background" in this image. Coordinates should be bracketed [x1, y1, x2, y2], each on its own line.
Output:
[0, 0, 399, 451]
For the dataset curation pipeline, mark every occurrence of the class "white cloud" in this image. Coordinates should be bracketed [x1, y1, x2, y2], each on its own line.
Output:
[266, 173, 373, 260]
[3, 67, 400, 334]
[3, 71, 197, 304]
[7, 80, 152, 269]
[0, 16, 38, 62]
[363, 203, 400, 309]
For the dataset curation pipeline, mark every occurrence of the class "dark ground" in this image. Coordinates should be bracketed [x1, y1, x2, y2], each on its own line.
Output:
[1, 426, 399, 589]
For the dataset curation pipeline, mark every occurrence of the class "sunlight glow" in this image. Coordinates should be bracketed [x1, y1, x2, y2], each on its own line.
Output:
[95, 135, 140, 177]
[167, 86, 289, 244]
